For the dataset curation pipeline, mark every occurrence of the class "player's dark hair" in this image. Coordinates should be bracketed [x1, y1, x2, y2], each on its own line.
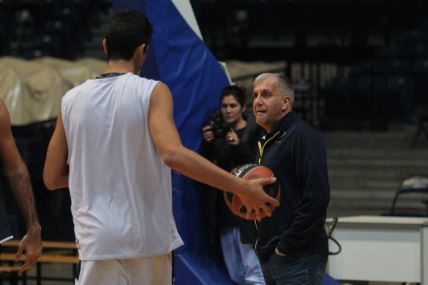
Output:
[104, 9, 153, 60]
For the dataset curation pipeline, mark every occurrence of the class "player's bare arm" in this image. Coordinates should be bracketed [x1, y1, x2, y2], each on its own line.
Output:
[43, 112, 69, 190]
[0, 100, 42, 271]
[148, 83, 280, 220]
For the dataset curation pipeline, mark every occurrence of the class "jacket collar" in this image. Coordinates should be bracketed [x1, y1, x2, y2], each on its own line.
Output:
[272, 110, 298, 134]
[261, 110, 299, 142]
[262, 110, 298, 140]
[257, 111, 298, 163]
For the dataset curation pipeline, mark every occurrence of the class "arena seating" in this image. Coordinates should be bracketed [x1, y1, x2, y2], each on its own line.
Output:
[321, 17, 428, 130]
[0, 0, 111, 59]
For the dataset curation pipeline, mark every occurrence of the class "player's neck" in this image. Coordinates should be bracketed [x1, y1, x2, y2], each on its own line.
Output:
[105, 60, 139, 74]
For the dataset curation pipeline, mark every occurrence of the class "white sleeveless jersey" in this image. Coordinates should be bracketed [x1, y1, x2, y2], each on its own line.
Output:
[61, 73, 183, 260]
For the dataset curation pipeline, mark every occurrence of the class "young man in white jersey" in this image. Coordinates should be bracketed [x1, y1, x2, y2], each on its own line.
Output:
[43, 10, 279, 285]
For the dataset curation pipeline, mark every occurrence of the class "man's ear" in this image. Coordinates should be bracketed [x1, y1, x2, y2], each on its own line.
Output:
[138, 43, 147, 57]
[282, 96, 291, 111]
[102, 39, 108, 56]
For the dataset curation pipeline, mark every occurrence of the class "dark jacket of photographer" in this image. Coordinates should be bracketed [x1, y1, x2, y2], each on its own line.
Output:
[252, 111, 330, 260]
[199, 116, 261, 236]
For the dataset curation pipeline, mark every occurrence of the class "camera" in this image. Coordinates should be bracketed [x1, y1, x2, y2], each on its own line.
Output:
[205, 111, 231, 138]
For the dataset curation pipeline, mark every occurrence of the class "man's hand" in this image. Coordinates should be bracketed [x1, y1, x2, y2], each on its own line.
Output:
[237, 177, 280, 221]
[15, 226, 42, 272]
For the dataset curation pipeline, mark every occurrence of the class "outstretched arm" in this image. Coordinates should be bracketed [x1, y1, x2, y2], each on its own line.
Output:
[0, 100, 42, 272]
[148, 83, 279, 220]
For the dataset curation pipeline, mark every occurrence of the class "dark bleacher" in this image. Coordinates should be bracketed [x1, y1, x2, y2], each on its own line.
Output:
[322, 18, 428, 130]
[191, 0, 428, 129]
[193, 0, 428, 60]
[0, 0, 111, 59]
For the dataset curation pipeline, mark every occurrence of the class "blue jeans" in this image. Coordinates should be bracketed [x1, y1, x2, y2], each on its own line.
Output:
[259, 252, 327, 285]
[220, 227, 265, 285]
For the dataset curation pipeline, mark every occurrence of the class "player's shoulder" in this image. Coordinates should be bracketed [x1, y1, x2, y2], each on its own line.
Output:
[61, 82, 84, 105]
[152, 80, 168, 90]
[126, 74, 163, 95]
[128, 73, 159, 85]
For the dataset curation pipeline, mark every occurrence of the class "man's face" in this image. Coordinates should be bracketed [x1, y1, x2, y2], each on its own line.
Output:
[252, 76, 290, 132]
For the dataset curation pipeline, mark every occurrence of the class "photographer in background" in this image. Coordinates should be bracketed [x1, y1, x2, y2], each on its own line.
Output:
[200, 85, 265, 285]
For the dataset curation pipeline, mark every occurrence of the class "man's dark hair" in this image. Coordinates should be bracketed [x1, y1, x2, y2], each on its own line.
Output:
[220, 85, 247, 107]
[104, 9, 153, 60]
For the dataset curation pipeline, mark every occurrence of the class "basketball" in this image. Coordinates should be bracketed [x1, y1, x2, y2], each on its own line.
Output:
[224, 163, 280, 220]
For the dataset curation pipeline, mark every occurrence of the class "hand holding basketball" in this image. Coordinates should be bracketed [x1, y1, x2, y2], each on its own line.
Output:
[239, 177, 279, 220]
[224, 164, 280, 221]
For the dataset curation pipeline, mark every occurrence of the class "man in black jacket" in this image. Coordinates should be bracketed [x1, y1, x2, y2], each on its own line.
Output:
[251, 73, 330, 284]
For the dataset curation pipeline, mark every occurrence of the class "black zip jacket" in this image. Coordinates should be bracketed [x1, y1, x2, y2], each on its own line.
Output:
[253, 111, 330, 260]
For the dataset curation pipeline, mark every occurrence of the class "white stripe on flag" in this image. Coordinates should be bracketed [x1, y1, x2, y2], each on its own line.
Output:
[171, 0, 203, 40]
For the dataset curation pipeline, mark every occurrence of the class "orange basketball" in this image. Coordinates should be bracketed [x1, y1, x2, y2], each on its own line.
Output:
[224, 163, 280, 220]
